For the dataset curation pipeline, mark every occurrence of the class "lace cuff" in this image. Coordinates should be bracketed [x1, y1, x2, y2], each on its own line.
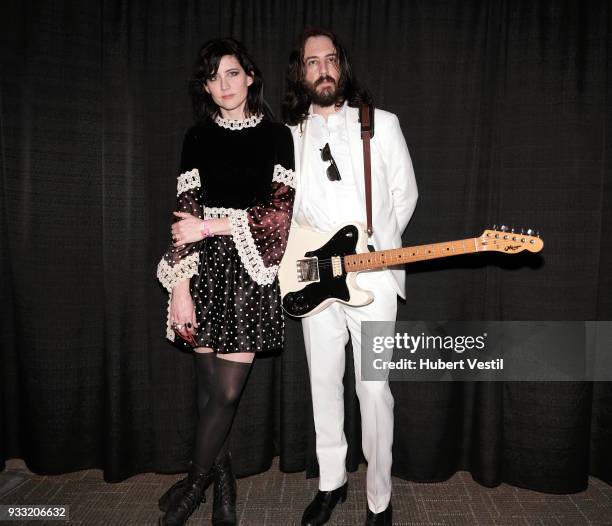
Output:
[177, 169, 200, 196]
[272, 164, 295, 188]
[228, 210, 278, 285]
[156, 252, 200, 293]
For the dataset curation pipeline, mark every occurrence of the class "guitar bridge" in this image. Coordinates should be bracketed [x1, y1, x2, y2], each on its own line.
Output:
[297, 257, 319, 282]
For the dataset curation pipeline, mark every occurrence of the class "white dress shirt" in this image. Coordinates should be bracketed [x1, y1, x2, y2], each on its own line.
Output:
[298, 102, 363, 232]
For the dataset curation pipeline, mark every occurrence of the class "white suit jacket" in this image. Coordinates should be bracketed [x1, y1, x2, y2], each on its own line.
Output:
[288, 105, 418, 299]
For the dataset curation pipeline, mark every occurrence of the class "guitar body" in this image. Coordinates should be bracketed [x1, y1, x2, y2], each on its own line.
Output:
[278, 223, 374, 317]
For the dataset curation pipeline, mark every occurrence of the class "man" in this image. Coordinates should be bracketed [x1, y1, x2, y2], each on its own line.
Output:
[282, 28, 418, 526]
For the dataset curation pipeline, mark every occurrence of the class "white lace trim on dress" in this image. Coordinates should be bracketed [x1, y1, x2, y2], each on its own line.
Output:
[272, 164, 296, 188]
[156, 252, 200, 293]
[202, 206, 235, 219]
[228, 209, 278, 286]
[157, 253, 200, 342]
[177, 168, 201, 196]
[165, 294, 176, 342]
[201, 205, 277, 285]
[214, 114, 263, 130]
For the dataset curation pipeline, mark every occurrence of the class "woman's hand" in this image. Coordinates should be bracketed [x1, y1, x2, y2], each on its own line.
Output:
[171, 212, 231, 245]
[170, 281, 198, 344]
[171, 212, 206, 246]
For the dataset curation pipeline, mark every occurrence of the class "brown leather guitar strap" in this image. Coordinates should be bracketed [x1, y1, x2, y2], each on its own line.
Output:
[359, 104, 374, 236]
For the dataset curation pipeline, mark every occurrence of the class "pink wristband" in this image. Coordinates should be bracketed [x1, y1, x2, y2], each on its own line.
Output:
[201, 220, 213, 239]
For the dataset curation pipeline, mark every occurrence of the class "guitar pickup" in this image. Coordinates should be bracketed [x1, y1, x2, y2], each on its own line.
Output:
[331, 256, 342, 277]
[297, 257, 319, 282]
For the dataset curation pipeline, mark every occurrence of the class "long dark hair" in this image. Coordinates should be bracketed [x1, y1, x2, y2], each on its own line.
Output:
[281, 27, 372, 126]
[190, 38, 272, 122]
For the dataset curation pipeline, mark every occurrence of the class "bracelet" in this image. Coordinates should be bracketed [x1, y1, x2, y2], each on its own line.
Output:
[201, 220, 213, 239]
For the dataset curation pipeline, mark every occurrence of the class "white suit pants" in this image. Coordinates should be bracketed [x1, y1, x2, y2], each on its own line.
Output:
[301, 271, 396, 513]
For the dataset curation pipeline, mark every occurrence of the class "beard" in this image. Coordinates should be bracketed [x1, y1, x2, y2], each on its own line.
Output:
[303, 75, 343, 107]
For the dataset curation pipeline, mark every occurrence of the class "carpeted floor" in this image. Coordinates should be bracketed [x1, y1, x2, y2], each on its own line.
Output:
[0, 458, 611, 525]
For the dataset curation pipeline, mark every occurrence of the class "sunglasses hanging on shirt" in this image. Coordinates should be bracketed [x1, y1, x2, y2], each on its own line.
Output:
[320, 143, 341, 181]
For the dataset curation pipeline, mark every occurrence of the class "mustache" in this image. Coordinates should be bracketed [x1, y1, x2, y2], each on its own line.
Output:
[314, 75, 337, 88]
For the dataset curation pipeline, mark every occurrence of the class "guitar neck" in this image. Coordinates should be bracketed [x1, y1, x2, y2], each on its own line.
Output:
[344, 238, 480, 272]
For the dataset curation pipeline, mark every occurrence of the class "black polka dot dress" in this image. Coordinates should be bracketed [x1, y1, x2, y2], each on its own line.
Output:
[156, 114, 295, 353]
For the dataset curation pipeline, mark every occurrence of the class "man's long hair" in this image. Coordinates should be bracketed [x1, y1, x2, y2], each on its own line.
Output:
[281, 27, 372, 126]
[189, 38, 272, 123]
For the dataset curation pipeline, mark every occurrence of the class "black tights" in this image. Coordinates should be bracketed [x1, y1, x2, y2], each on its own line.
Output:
[192, 352, 252, 471]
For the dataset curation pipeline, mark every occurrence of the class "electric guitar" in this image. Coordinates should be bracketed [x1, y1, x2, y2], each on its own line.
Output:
[278, 224, 544, 317]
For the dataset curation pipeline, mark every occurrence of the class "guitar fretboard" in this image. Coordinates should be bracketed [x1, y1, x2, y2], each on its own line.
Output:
[343, 238, 480, 272]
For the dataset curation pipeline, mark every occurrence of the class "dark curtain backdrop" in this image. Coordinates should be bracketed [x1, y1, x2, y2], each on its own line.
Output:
[1, 0, 611, 494]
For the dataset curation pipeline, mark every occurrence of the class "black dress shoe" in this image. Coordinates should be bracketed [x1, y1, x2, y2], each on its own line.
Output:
[365, 502, 392, 525]
[301, 482, 348, 525]
[212, 452, 237, 525]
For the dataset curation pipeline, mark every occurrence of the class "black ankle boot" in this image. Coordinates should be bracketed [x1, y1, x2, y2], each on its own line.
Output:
[158, 475, 189, 512]
[212, 452, 237, 525]
[159, 463, 214, 526]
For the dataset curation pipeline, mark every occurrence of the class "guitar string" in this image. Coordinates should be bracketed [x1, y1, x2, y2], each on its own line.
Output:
[307, 257, 396, 269]
[307, 249, 456, 271]
[310, 244, 476, 268]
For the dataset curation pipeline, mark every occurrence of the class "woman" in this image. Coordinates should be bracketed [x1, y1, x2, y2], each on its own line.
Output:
[156, 38, 295, 526]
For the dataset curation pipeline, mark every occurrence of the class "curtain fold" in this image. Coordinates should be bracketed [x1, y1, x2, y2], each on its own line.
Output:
[1, 0, 610, 491]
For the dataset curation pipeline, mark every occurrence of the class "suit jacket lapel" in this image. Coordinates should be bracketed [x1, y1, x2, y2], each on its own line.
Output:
[291, 118, 312, 220]
[299, 118, 312, 178]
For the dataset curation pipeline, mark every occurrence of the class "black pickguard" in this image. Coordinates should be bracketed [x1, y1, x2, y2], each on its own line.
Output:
[282, 225, 360, 317]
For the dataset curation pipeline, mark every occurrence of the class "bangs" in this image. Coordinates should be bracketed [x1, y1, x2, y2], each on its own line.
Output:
[204, 54, 222, 80]
[201, 41, 238, 80]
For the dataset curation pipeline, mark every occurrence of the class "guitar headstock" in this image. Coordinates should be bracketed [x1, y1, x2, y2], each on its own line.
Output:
[478, 225, 544, 253]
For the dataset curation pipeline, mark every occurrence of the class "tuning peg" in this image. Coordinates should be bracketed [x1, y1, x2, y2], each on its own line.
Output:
[500, 225, 508, 232]
[520, 228, 524, 235]
[511, 227, 515, 233]
[493, 224, 497, 230]
[536, 230, 540, 238]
